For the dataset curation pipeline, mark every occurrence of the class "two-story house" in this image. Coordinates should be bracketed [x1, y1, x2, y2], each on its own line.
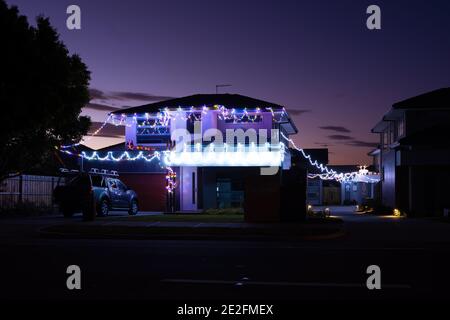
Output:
[81, 94, 300, 220]
[370, 88, 450, 217]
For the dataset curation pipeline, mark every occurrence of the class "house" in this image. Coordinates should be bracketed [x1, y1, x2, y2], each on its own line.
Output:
[80, 94, 302, 221]
[292, 148, 376, 206]
[370, 87, 450, 217]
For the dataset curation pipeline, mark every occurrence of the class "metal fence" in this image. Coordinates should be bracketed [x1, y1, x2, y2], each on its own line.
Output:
[0, 175, 65, 212]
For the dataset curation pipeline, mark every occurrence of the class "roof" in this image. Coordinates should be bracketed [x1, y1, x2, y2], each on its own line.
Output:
[113, 94, 285, 114]
[372, 88, 450, 132]
[113, 93, 298, 134]
[392, 87, 450, 109]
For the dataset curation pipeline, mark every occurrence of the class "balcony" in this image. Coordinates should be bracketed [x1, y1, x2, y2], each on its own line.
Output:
[162, 142, 285, 167]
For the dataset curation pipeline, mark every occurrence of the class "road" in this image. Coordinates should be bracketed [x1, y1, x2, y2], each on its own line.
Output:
[0, 207, 449, 301]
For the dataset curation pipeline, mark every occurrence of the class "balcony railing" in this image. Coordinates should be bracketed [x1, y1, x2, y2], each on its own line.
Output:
[163, 143, 285, 167]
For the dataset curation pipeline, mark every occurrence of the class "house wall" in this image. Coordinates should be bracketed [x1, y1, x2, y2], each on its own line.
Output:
[376, 108, 450, 213]
[340, 181, 372, 205]
[405, 109, 450, 136]
[180, 166, 197, 211]
[306, 178, 322, 205]
[380, 149, 396, 208]
[125, 117, 137, 146]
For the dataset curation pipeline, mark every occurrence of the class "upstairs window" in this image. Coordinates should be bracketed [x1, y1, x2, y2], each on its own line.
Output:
[397, 118, 405, 138]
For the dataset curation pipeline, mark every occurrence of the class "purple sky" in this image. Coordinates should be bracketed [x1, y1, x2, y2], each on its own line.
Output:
[7, 0, 450, 164]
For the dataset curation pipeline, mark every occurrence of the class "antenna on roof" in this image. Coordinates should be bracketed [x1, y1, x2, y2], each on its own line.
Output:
[215, 84, 232, 94]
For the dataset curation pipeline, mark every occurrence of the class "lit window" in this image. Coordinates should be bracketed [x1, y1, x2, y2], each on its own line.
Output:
[397, 119, 405, 138]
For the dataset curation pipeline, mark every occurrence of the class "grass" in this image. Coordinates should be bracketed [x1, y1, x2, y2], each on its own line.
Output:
[115, 213, 342, 224]
[115, 214, 245, 223]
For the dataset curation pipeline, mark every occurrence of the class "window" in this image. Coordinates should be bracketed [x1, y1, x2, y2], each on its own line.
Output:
[115, 180, 127, 191]
[396, 150, 401, 166]
[382, 130, 389, 150]
[397, 118, 405, 138]
[108, 179, 117, 189]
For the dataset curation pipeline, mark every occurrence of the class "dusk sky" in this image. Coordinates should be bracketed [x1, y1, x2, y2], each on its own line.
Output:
[8, 0, 450, 164]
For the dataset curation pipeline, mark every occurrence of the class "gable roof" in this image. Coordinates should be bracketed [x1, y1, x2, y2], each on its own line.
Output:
[393, 87, 450, 109]
[372, 87, 450, 132]
[112, 93, 285, 114]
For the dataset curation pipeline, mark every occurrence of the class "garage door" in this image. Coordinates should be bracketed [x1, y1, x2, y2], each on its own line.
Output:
[119, 173, 166, 212]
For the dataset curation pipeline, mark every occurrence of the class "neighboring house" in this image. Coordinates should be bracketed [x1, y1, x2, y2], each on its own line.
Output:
[291, 148, 328, 205]
[293, 148, 376, 206]
[81, 94, 301, 221]
[370, 87, 450, 217]
[326, 165, 376, 206]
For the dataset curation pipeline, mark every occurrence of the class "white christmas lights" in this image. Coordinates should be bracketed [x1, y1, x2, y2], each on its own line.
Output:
[280, 132, 380, 183]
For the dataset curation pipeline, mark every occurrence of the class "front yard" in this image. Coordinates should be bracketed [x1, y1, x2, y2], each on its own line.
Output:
[115, 214, 244, 223]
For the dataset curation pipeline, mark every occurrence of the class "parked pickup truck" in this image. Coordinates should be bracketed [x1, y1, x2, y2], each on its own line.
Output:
[53, 169, 139, 219]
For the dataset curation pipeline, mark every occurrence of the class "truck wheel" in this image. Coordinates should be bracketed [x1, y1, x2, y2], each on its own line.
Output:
[97, 199, 109, 217]
[128, 199, 138, 215]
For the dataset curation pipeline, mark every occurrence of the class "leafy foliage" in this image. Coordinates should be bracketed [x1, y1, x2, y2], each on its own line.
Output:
[0, 0, 91, 180]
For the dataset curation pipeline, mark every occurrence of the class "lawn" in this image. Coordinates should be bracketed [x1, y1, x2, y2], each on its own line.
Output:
[115, 213, 342, 224]
[116, 214, 245, 223]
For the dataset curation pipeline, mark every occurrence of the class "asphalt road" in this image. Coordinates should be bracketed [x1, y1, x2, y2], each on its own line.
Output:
[1, 207, 449, 301]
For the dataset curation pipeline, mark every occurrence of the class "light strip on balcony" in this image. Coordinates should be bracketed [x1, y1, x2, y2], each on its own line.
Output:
[162, 143, 285, 167]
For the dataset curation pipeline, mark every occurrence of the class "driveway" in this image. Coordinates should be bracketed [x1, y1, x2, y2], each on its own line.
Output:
[316, 205, 450, 245]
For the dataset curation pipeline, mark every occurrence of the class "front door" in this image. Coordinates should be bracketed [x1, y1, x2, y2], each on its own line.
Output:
[181, 167, 197, 211]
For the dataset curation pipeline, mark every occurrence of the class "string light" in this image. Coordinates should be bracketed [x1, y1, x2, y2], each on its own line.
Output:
[58, 148, 161, 163]
[110, 105, 287, 127]
[61, 114, 113, 149]
[281, 132, 380, 183]
[59, 110, 380, 184]
[162, 142, 285, 167]
[165, 167, 177, 193]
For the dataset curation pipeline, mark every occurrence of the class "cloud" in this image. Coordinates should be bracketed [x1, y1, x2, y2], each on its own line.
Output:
[85, 102, 120, 112]
[327, 134, 354, 140]
[314, 142, 334, 147]
[346, 140, 378, 148]
[88, 88, 107, 100]
[109, 91, 175, 102]
[89, 88, 175, 103]
[287, 109, 312, 116]
[319, 126, 351, 133]
[87, 122, 124, 138]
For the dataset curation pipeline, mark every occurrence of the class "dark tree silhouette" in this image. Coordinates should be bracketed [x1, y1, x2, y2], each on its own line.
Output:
[0, 0, 91, 180]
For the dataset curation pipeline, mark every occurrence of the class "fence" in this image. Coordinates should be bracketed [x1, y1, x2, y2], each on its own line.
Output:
[0, 175, 65, 212]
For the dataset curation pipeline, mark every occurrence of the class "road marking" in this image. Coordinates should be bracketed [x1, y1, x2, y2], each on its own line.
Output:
[161, 278, 412, 289]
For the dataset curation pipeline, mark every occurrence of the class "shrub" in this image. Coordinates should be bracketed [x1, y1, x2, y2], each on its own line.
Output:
[203, 208, 244, 215]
